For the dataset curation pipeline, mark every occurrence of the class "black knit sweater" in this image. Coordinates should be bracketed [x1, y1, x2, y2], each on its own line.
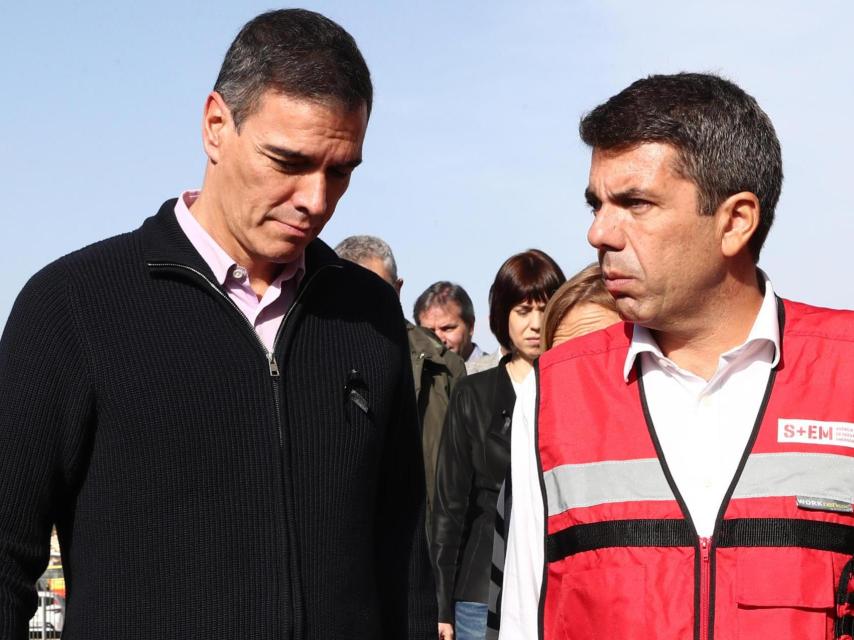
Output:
[0, 200, 436, 639]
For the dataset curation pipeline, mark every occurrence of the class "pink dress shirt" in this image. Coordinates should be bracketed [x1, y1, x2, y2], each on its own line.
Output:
[173, 190, 305, 353]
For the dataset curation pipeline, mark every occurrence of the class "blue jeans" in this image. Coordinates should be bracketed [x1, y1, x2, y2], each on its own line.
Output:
[454, 601, 488, 640]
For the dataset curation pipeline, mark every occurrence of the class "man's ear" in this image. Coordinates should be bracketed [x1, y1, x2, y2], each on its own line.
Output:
[394, 278, 403, 296]
[201, 91, 233, 164]
[717, 191, 760, 258]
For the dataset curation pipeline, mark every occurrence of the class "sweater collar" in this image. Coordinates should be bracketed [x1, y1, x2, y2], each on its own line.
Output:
[140, 198, 342, 281]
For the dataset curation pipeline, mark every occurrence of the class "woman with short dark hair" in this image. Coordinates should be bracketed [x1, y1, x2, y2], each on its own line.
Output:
[432, 249, 565, 640]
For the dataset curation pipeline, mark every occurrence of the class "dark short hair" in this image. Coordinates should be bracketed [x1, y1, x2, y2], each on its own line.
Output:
[489, 249, 565, 351]
[579, 72, 782, 261]
[214, 9, 373, 129]
[413, 282, 475, 329]
[542, 263, 617, 350]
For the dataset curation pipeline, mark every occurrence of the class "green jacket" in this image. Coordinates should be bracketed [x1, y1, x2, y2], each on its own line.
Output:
[407, 322, 467, 529]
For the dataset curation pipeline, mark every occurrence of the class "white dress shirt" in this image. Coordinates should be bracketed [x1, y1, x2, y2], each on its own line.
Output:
[497, 371, 541, 639]
[498, 276, 781, 639]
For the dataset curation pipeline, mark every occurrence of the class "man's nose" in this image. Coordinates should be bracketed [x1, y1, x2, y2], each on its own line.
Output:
[437, 333, 452, 348]
[587, 207, 625, 252]
[293, 172, 328, 217]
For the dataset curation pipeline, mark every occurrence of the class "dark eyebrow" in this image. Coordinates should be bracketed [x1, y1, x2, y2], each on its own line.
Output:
[586, 186, 657, 208]
[584, 187, 600, 208]
[259, 144, 307, 161]
[614, 187, 651, 198]
[259, 144, 362, 169]
[611, 188, 656, 206]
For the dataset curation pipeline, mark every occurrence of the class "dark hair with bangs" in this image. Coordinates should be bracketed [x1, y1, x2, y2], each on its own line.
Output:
[489, 249, 566, 351]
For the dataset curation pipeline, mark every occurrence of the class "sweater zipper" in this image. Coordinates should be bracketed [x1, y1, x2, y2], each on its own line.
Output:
[699, 536, 712, 640]
[148, 262, 279, 369]
[148, 259, 335, 639]
[147, 261, 333, 446]
[266, 265, 333, 446]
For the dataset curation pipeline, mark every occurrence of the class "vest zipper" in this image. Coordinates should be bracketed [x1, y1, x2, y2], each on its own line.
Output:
[699, 536, 712, 640]
[639, 353, 780, 640]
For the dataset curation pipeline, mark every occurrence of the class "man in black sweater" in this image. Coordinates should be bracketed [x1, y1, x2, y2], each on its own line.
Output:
[0, 9, 435, 640]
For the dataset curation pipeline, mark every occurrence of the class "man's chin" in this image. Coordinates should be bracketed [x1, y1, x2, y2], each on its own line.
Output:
[263, 239, 311, 264]
[614, 299, 646, 324]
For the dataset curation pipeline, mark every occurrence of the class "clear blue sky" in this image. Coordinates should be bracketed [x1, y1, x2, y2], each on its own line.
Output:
[2, 0, 852, 351]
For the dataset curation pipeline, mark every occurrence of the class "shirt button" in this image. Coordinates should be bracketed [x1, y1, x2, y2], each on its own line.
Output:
[232, 266, 247, 280]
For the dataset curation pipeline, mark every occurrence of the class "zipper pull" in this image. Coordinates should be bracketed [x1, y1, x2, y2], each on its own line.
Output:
[699, 536, 712, 640]
[267, 353, 280, 378]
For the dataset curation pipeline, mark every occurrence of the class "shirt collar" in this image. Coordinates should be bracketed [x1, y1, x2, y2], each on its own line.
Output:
[173, 189, 305, 287]
[622, 271, 781, 381]
[467, 343, 484, 363]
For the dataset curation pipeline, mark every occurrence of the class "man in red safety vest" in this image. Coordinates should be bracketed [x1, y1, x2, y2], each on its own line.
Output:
[497, 73, 854, 640]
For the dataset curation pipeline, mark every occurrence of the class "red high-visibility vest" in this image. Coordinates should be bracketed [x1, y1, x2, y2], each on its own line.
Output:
[537, 299, 854, 640]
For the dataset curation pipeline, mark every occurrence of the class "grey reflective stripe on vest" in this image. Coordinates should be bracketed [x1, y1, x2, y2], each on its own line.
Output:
[733, 452, 854, 503]
[544, 458, 673, 517]
[545, 452, 854, 518]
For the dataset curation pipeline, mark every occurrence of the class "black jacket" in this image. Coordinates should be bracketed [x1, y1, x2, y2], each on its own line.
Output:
[430, 356, 514, 622]
[0, 200, 436, 639]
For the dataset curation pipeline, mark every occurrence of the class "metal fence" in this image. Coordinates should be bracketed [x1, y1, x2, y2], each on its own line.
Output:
[29, 574, 65, 639]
